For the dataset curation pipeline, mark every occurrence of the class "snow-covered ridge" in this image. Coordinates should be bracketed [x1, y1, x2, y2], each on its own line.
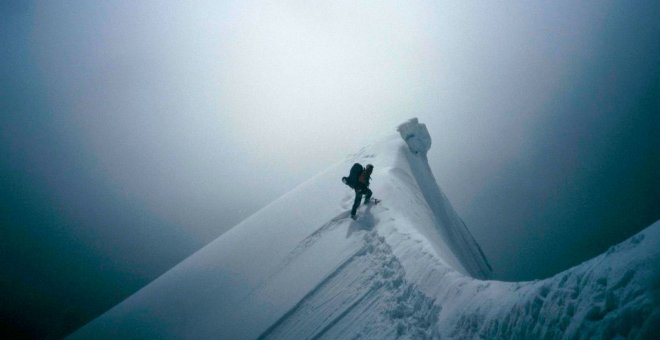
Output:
[69, 120, 659, 339]
[397, 118, 491, 279]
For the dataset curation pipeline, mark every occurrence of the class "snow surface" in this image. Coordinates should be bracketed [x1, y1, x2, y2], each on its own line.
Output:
[69, 121, 659, 339]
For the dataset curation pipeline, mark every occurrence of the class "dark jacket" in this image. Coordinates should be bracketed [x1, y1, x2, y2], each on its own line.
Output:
[357, 170, 371, 188]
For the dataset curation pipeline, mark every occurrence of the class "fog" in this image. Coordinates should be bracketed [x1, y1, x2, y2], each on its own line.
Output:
[1, 1, 658, 338]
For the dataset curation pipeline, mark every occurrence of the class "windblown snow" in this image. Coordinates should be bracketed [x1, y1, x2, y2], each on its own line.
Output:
[70, 119, 659, 339]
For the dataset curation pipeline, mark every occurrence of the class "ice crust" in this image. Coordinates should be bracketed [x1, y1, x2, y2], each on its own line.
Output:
[397, 118, 431, 155]
[69, 120, 660, 339]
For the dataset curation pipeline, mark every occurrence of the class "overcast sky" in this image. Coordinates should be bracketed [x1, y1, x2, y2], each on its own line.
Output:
[2, 0, 658, 338]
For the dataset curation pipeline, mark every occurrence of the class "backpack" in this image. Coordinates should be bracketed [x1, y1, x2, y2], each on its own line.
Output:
[342, 163, 363, 189]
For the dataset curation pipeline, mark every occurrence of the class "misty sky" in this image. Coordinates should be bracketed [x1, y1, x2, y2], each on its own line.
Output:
[2, 1, 658, 338]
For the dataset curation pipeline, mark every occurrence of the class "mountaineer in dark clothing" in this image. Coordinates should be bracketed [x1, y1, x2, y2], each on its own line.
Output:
[341, 163, 374, 220]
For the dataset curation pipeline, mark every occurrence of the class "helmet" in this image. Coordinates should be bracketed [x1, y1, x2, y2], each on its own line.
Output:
[366, 164, 374, 172]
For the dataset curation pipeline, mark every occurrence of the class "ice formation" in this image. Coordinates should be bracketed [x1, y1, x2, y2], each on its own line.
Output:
[69, 119, 659, 339]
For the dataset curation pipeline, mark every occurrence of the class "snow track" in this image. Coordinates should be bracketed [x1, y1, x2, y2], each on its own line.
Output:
[261, 230, 439, 340]
[283, 212, 351, 266]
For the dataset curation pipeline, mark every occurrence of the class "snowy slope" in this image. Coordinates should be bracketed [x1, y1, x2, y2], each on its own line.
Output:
[69, 120, 659, 339]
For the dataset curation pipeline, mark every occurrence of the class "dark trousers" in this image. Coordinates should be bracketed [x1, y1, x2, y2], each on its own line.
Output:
[351, 187, 372, 216]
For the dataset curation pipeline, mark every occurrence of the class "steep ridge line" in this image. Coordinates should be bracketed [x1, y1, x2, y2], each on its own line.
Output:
[67, 120, 659, 339]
